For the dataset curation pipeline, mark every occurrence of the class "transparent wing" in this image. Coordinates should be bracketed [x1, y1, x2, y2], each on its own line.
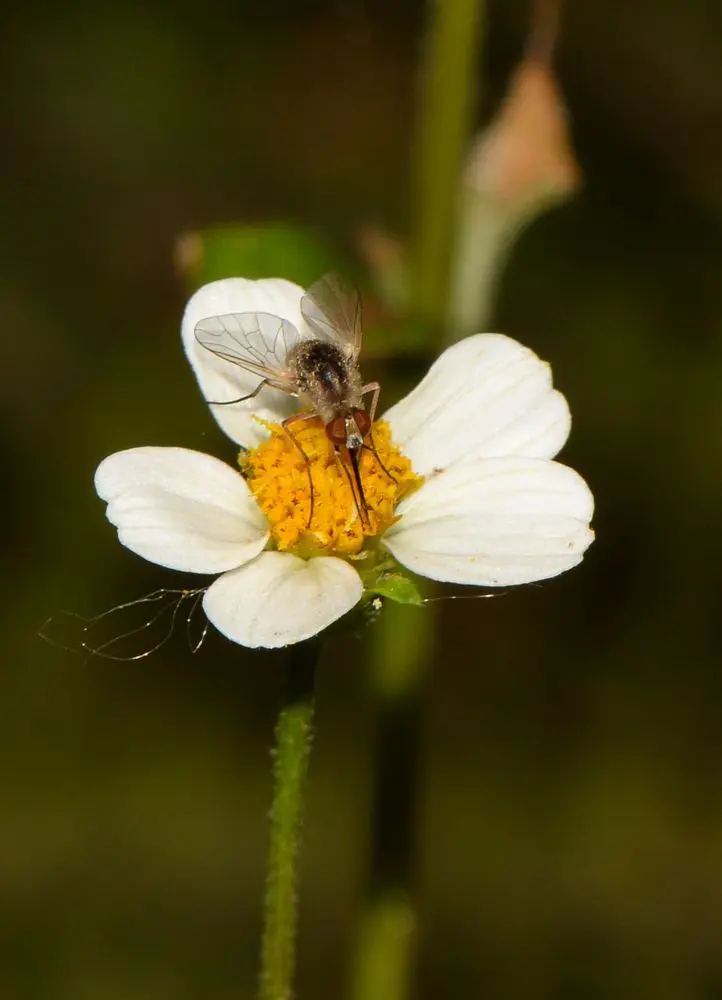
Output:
[194, 312, 302, 389]
[301, 272, 363, 359]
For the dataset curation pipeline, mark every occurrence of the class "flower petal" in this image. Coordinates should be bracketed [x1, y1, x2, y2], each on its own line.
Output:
[95, 447, 269, 573]
[203, 552, 363, 649]
[181, 278, 306, 447]
[384, 333, 571, 475]
[384, 456, 594, 586]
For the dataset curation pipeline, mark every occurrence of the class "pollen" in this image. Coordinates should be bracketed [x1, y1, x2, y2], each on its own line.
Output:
[243, 416, 422, 557]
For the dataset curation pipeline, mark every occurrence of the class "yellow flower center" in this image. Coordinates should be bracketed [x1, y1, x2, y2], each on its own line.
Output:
[243, 417, 422, 557]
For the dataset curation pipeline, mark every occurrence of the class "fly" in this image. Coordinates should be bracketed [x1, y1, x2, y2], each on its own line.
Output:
[194, 272, 387, 527]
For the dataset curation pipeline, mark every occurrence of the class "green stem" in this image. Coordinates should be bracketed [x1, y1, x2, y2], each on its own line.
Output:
[258, 639, 319, 1000]
[350, 604, 434, 1000]
[410, 0, 484, 322]
[352, 3, 483, 997]
[350, 891, 417, 1000]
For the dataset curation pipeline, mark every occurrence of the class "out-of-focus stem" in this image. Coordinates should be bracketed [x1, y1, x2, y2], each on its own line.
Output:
[350, 890, 417, 1000]
[410, 0, 484, 323]
[351, 4, 483, 997]
[350, 604, 434, 1000]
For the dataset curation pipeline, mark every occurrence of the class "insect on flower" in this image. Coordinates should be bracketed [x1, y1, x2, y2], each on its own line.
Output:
[193, 273, 386, 527]
[96, 273, 595, 649]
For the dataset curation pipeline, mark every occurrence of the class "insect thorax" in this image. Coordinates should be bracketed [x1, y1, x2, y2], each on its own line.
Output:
[289, 340, 360, 419]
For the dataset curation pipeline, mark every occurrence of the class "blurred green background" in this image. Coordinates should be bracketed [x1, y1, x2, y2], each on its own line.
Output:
[5, 0, 722, 997]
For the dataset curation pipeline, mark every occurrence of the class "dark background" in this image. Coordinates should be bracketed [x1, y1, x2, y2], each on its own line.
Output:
[4, 0, 722, 997]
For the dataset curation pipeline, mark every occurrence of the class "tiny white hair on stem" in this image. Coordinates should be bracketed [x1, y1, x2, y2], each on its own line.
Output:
[421, 590, 510, 604]
[421, 582, 549, 605]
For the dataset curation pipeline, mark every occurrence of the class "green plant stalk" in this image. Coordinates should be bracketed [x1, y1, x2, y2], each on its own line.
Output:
[351, 1, 483, 996]
[350, 603, 434, 1000]
[258, 640, 319, 1000]
[410, 0, 484, 321]
[350, 891, 417, 1000]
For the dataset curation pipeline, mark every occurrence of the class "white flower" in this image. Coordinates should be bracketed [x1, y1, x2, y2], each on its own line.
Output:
[95, 278, 594, 649]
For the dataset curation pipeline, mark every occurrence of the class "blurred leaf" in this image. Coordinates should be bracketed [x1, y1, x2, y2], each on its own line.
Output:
[362, 318, 436, 359]
[177, 222, 436, 357]
[176, 222, 343, 289]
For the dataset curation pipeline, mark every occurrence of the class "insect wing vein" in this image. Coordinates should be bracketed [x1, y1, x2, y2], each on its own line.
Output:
[195, 311, 300, 385]
[301, 272, 363, 358]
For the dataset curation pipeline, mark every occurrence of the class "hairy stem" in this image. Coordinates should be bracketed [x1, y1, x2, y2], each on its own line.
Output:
[258, 640, 319, 1000]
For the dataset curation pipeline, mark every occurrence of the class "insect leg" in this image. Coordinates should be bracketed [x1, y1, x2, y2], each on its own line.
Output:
[362, 431, 398, 485]
[358, 382, 397, 484]
[365, 434, 397, 485]
[281, 412, 320, 529]
[205, 379, 270, 407]
[360, 381, 381, 421]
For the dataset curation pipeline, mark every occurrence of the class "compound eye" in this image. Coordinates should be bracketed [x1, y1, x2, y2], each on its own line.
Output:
[326, 416, 347, 446]
[354, 409, 371, 438]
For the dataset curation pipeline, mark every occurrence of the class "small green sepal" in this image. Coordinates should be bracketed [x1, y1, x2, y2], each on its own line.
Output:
[368, 572, 424, 606]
